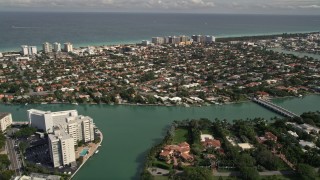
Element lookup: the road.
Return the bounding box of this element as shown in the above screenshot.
[213,170,295,177]
[148,167,295,177]
[6,138,21,176]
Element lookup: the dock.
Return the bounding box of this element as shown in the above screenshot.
[252,98,300,118]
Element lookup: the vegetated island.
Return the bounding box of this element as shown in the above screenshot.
[0,32,319,106]
[141,111,320,180]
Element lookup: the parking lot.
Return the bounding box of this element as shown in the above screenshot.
[24,138,51,167]
[22,135,77,175]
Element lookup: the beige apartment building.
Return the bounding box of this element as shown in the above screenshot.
[0,112,12,132]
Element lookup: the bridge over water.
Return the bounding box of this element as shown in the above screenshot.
[252,98,300,118]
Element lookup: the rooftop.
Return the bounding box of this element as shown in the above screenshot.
[0,112,10,119]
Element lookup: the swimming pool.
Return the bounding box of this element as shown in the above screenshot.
[80,148,89,157]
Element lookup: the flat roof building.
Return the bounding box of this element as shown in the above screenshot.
[28,109,94,145]
[0,112,12,132]
[48,126,76,168]
[43,42,52,53]
[64,42,73,52]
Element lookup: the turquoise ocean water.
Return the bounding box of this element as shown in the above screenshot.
[0,12,319,52]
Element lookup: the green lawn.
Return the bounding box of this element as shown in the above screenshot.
[152,159,172,170]
[153,176,169,180]
[173,128,189,144]
[201,129,212,134]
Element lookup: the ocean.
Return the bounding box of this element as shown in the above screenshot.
[0,12,319,52]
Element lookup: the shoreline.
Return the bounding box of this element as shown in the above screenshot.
[2,93,319,108]
[1,30,319,53]
[69,129,103,180]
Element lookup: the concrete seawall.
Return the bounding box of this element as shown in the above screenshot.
[70,130,104,179]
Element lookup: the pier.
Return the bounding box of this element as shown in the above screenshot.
[252,98,300,118]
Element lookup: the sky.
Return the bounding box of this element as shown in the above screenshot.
[0,0,320,15]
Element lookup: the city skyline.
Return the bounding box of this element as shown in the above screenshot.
[0,0,320,15]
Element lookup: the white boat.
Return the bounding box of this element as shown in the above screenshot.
[95,150,99,154]
[72,102,79,105]
[25,103,28,106]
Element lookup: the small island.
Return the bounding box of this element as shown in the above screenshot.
[142,111,320,180]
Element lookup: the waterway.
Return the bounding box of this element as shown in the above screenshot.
[0,95,319,179]
[269,47,320,60]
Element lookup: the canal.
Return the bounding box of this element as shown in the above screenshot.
[0,95,319,179]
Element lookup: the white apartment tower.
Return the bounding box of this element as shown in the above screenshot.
[64,42,73,52]
[21,45,29,56]
[0,113,13,132]
[48,127,76,168]
[53,42,61,52]
[43,42,52,53]
[28,46,37,55]
[28,109,95,145]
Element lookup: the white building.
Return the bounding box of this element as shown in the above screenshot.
[0,112,12,132]
[64,42,73,52]
[28,46,37,55]
[48,126,76,168]
[53,42,61,52]
[21,45,29,56]
[43,42,52,53]
[28,109,94,144]
[28,109,77,133]
[205,35,216,43]
[151,37,165,45]
[141,40,151,46]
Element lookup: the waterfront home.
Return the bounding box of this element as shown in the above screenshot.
[200,134,221,150]
[159,142,194,163]
[286,122,320,134]
[257,131,277,143]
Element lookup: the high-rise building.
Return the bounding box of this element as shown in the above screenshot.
[53,42,61,52]
[48,126,76,168]
[21,45,29,56]
[0,52,3,58]
[180,35,189,43]
[141,40,151,46]
[43,42,52,53]
[64,42,73,52]
[28,46,37,55]
[28,109,95,145]
[0,112,12,132]
[205,35,216,43]
[28,109,78,133]
[172,36,180,44]
[151,37,165,45]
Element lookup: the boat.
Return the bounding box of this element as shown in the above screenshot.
[25,103,28,106]
[98,144,102,147]
[72,102,78,105]
[95,150,99,154]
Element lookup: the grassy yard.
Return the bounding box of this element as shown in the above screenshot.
[152,159,173,170]
[153,176,169,180]
[173,128,189,144]
[201,129,212,134]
